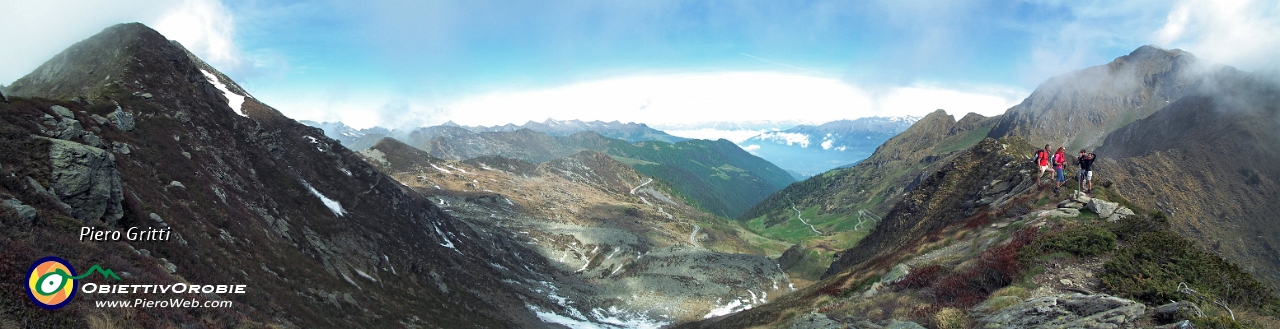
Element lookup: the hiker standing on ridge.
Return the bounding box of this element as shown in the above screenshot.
[1053,147,1067,194]
[1077,149,1096,193]
[1035,145,1051,187]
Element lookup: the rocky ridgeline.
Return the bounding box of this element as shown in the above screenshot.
[1038,191,1136,221]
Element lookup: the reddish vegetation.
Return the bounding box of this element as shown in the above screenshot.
[910,228,1037,309]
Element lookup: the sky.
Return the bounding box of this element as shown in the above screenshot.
[2,0,1279,135]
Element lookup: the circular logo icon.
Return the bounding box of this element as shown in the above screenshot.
[27,256,78,310]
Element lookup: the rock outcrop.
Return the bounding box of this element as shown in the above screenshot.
[1,198,38,222]
[978,294,1146,329]
[47,138,124,225]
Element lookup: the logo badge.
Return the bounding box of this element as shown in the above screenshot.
[27,256,78,310]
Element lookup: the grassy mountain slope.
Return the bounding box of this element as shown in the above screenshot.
[400,128,794,219]
[737,110,997,282]
[681,137,1280,328]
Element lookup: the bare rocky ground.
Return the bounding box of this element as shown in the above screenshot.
[362,144,794,325]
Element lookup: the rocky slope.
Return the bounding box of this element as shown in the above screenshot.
[987,45,1220,149]
[1093,73,1280,292]
[0,23,598,328]
[739,116,918,177]
[359,137,794,323]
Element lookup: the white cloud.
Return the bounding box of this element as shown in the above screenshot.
[0,0,250,84]
[665,129,772,144]
[1153,0,1280,71]
[153,0,245,73]
[757,132,813,148]
[440,72,1024,129]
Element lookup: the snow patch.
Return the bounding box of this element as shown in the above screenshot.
[430,163,451,174]
[301,180,345,217]
[432,223,459,253]
[199,69,247,117]
[355,269,377,282]
[339,168,352,176]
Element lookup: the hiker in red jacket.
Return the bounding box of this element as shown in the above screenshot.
[1053,147,1067,194]
[1035,144,1051,186]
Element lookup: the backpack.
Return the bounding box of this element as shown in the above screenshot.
[1032,150,1044,165]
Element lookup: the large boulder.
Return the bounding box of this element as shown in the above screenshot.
[1087,199,1120,218]
[48,138,124,225]
[979,293,1146,329]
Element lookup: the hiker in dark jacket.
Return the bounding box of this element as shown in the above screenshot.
[1077,149,1095,193]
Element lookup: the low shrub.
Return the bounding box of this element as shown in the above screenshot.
[1024,225,1116,257]
[922,228,1036,308]
[1102,231,1279,315]
[1106,211,1170,240]
[933,307,966,329]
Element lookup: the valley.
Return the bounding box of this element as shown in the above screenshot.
[1,19,1279,329]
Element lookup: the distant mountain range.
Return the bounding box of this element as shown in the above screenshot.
[445,118,689,143]
[739,116,918,178]
[302,118,687,151]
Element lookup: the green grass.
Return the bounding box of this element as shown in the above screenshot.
[936,125,994,154]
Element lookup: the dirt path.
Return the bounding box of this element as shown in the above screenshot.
[792,204,821,235]
[690,225,701,248]
[630,178,653,195]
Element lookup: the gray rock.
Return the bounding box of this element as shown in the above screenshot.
[971,295,1022,316]
[1153,320,1194,329]
[149,212,169,227]
[168,181,186,189]
[159,258,177,274]
[111,141,131,155]
[48,138,124,225]
[979,293,1146,329]
[1153,301,1201,324]
[885,320,926,329]
[1058,200,1086,209]
[90,114,108,125]
[2,198,38,222]
[1088,199,1120,218]
[26,176,73,214]
[107,107,135,131]
[789,313,842,329]
[883,264,910,285]
[82,132,103,148]
[51,105,73,118]
[1037,208,1080,218]
[181,151,191,159]
[41,114,57,126]
[134,92,153,99]
[1071,190,1093,203]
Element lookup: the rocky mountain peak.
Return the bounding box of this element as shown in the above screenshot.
[987,45,1220,150]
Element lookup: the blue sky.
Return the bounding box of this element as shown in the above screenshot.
[2,0,1278,134]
